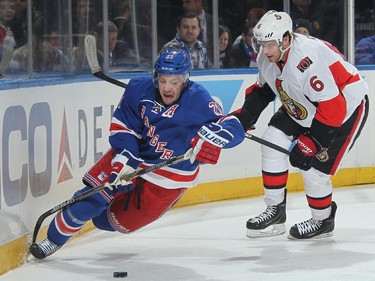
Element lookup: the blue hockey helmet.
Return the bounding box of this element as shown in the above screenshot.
[153,47,191,87]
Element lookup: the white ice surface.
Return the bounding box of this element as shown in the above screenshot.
[2,184,375,281]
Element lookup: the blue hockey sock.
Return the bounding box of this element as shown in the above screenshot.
[47,186,112,246]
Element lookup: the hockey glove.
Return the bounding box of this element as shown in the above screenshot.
[289,132,322,171]
[108,150,143,191]
[190,123,233,165]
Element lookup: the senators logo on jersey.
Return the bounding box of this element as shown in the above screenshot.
[297,56,313,73]
[276,79,308,120]
[316,148,329,162]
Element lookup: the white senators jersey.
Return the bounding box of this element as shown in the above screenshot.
[257,34,369,128]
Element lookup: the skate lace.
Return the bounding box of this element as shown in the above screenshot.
[296,218,322,234]
[252,206,277,223]
[38,239,60,255]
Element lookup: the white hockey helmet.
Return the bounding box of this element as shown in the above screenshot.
[253,10,293,45]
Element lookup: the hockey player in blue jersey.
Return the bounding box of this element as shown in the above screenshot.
[29,47,244,259]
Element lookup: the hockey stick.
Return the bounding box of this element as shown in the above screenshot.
[245,132,290,155]
[84,34,127,88]
[32,148,193,243]
[0,36,14,78]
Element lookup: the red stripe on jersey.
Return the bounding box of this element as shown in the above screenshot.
[245,83,261,96]
[306,195,332,209]
[110,122,131,132]
[55,211,80,235]
[315,95,346,126]
[329,61,361,92]
[262,170,288,189]
[330,100,365,174]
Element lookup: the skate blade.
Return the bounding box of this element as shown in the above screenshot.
[246,224,286,238]
[287,231,334,240]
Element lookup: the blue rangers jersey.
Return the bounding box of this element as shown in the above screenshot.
[109,77,244,189]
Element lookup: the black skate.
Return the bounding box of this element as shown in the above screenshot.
[29,238,60,259]
[288,201,337,240]
[246,191,287,238]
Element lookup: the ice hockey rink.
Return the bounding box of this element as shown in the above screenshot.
[2,184,375,281]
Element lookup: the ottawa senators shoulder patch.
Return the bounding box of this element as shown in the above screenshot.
[297,56,313,73]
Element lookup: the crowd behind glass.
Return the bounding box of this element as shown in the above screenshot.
[0,0,374,80]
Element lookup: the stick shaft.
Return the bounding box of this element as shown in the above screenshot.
[245,132,290,155]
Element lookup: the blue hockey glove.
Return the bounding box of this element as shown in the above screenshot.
[190,123,233,165]
[109,150,143,191]
[289,132,322,171]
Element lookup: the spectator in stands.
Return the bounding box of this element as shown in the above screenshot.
[355,35,375,65]
[228,19,257,68]
[162,12,212,70]
[72,0,97,47]
[182,0,227,64]
[0,0,16,74]
[182,0,214,62]
[293,18,312,36]
[73,20,119,72]
[232,7,265,45]
[290,0,342,51]
[246,7,266,23]
[8,0,43,49]
[0,0,15,25]
[0,0,15,45]
[42,28,68,72]
[111,0,152,67]
[218,25,232,69]
[12,33,59,72]
[95,21,118,67]
[111,0,133,50]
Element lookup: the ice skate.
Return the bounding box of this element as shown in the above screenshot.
[29,238,61,259]
[288,201,337,240]
[246,192,287,238]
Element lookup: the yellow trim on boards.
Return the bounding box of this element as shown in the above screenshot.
[1,167,374,275]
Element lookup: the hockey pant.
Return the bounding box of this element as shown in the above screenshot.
[261,97,368,220]
[47,149,187,246]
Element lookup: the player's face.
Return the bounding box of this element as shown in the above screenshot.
[158,75,186,105]
[259,40,281,63]
[177,18,200,44]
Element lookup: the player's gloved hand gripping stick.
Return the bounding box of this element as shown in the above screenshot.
[32,149,193,244]
[108,149,143,191]
[289,132,323,171]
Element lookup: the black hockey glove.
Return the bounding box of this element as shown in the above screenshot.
[289,132,322,171]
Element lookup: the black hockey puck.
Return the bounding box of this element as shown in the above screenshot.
[113,271,128,278]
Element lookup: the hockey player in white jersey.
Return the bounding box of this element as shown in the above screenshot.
[233,10,369,239]
[29,47,244,259]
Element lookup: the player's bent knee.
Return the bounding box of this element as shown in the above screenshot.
[261,126,291,159]
[92,211,116,231]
